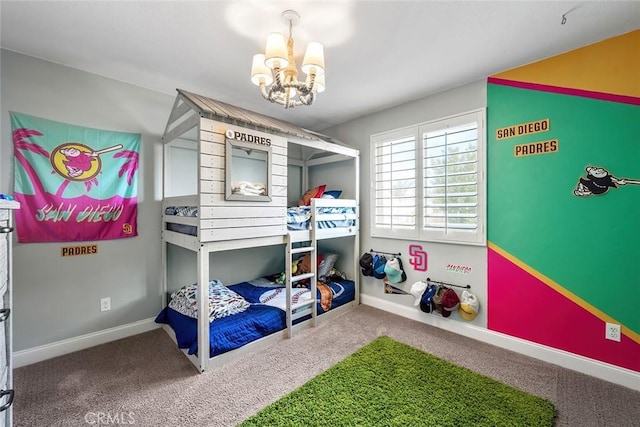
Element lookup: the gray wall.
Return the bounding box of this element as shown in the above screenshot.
[322,81,489,325]
[1,50,172,351]
[1,48,486,352]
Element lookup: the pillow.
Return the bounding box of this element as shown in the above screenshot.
[318,253,339,278]
[168,280,250,321]
[297,184,326,206]
[321,190,342,199]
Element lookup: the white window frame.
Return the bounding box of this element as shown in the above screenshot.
[370,109,486,246]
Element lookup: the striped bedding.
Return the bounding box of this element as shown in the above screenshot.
[165,205,356,235]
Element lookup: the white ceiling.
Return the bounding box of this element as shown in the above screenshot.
[1,1,638,131]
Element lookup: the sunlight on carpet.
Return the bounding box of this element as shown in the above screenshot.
[241,336,556,426]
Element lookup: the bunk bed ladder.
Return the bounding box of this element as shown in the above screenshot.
[285,233,318,339]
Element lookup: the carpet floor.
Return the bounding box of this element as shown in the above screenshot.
[14,305,640,426]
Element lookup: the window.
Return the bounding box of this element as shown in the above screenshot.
[225,139,272,202]
[371,127,418,239]
[371,110,485,245]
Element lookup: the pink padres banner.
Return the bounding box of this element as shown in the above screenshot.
[11,112,140,243]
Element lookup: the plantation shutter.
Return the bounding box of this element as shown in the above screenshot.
[421,113,481,243]
[371,127,417,238]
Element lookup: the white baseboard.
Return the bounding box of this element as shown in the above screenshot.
[13,318,160,368]
[361,294,640,392]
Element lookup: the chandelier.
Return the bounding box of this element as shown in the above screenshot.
[250,10,325,109]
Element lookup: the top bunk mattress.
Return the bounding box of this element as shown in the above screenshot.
[164,204,356,236]
[285,205,355,230]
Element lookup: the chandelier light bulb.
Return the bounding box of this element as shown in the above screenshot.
[302,42,325,76]
[264,33,288,69]
[251,54,274,86]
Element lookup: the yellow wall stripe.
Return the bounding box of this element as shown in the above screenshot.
[491,30,640,98]
[488,241,640,345]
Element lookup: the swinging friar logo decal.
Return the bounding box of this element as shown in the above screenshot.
[51,143,123,181]
[573,166,639,197]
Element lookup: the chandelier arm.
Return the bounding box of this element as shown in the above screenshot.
[267,67,287,104]
[264,93,287,106]
[270,66,284,92]
[299,92,315,106]
[259,85,274,102]
[262,83,300,107]
[285,81,310,96]
[268,96,302,108]
[268,90,283,104]
[306,72,317,94]
[280,80,310,96]
[284,87,291,109]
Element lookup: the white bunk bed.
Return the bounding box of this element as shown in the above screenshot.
[158,89,360,372]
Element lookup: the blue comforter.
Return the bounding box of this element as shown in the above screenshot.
[155,279,355,357]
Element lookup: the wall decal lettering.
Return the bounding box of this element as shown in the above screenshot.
[496,118,550,140]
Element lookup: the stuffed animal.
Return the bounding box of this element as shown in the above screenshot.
[275,258,301,285]
[327,267,347,281]
[297,252,324,274]
[293,253,325,287]
[297,253,312,275]
[278,254,330,287]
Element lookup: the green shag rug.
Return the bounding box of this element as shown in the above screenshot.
[241,336,556,427]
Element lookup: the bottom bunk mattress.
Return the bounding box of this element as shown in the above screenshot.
[155,277,355,358]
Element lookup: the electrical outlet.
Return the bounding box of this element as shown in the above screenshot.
[605,322,620,342]
[100,297,111,312]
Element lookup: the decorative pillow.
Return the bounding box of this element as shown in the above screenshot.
[318,253,339,278]
[165,206,198,217]
[297,184,326,206]
[168,280,250,321]
[321,190,342,199]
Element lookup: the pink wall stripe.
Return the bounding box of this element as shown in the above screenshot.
[488,247,640,373]
[487,77,640,106]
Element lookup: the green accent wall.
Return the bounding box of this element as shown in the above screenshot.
[488,83,640,333]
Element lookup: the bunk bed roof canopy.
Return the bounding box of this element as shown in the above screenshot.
[163,89,356,159]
